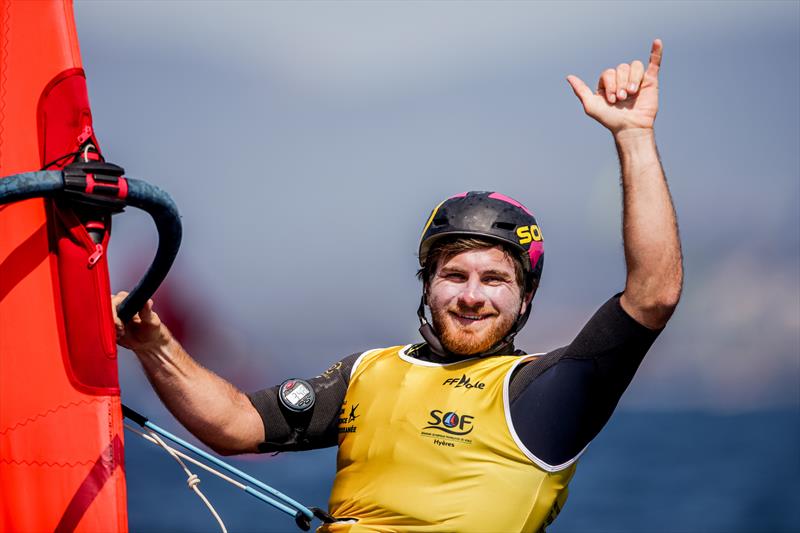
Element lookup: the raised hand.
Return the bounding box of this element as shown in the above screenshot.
[112,291,167,351]
[567,39,663,134]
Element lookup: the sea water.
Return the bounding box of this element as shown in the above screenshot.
[125,411,800,532]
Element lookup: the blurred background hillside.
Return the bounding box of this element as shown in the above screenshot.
[74,1,798,531]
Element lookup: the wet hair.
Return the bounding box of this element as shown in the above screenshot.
[416,236,525,290]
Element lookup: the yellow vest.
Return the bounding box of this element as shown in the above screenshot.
[321,345,578,533]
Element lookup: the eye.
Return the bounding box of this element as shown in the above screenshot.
[482,274,510,285]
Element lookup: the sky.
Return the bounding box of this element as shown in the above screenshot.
[72,1,799,413]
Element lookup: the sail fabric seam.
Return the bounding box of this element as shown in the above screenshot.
[0,458,97,467]
[0,398,106,435]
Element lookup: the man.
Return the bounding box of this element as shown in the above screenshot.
[114,39,682,531]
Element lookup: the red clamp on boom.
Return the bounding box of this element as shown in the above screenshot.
[84,172,128,198]
[63,160,128,212]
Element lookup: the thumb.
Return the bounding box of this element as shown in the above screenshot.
[138,299,162,327]
[644,38,663,83]
[138,299,154,321]
[566,75,594,110]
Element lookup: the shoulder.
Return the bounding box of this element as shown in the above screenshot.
[508,347,568,400]
[344,345,410,380]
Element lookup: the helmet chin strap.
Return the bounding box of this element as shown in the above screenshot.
[417,296,523,359]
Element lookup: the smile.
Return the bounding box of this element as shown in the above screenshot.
[450,312,493,324]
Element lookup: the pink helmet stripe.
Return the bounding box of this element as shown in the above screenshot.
[449,192,468,199]
[488,192,533,216]
[528,240,544,270]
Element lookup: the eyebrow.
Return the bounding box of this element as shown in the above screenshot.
[438,267,513,280]
[437,266,464,275]
[480,269,514,280]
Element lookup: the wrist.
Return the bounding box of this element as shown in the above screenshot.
[133,324,174,357]
[614,127,654,144]
[614,128,657,160]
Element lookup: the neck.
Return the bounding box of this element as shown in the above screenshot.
[410,339,518,363]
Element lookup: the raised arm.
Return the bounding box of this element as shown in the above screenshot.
[567,39,683,329]
[112,292,263,455]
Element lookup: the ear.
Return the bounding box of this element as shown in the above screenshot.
[519,288,534,315]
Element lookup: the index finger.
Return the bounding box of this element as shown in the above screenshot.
[646,38,663,78]
[110,293,124,325]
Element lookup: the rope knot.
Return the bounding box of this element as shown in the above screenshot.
[187,473,201,489]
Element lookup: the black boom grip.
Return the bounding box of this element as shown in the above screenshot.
[116,178,182,322]
[0,171,63,202]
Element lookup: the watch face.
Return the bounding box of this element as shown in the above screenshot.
[285,383,310,404]
[278,379,315,413]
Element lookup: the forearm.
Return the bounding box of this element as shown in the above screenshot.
[615,128,683,328]
[133,329,263,455]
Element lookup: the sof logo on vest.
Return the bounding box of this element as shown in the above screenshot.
[420,409,475,448]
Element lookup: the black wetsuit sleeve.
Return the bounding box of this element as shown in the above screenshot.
[246,353,359,453]
[509,294,662,466]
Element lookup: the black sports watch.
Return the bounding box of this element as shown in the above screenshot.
[278,379,315,413]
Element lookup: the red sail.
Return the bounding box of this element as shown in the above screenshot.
[0,1,128,531]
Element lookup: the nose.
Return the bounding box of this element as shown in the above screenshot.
[458,276,485,309]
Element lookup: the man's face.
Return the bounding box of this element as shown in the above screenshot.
[427,246,525,355]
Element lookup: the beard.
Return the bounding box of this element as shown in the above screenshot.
[430,303,519,356]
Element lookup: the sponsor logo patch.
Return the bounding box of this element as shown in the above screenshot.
[319,361,342,379]
[420,409,475,447]
[442,374,485,390]
[516,224,543,244]
[338,402,360,434]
